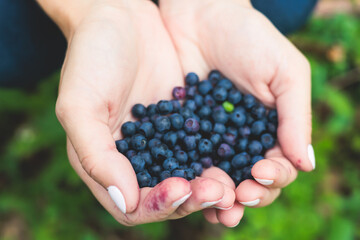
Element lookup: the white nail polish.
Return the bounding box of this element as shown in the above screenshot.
[201,198,223,208]
[255,178,274,186]
[239,198,260,207]
[108,186,126,214]
[214,204,234,210]
[172,192,192,207]
[308,144,316,169]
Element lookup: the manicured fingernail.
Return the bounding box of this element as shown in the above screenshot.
[108,186,126,214]
[214,204,234,210]
[201,198,223,208]
[239,199,260,207]
[172,192,192,207]
[228,220,241,228]
[255,178,274,186]
[308,144,316,170]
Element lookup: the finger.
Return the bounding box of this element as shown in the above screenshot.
[216,202,244,228]
[169,177,225,219]
[235,180,281,208]
[61,115,140,215]
[201,166,236,190]
[251,146,298,188]
[203,208,219,224]
[270,48,315,172]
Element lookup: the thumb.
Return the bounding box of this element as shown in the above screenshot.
[270,50,315,172]
[56,100,140,214]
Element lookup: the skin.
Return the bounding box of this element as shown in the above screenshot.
[37,0,314,227]
[159,0,313,226]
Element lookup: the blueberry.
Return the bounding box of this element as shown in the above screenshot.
[172,86,186,100]
[184,118,200,134]
[194,94,204,107]
[188,150,200,162]
[172,169,186,178]
[185,168,196,180]
[115,139,128,154]
[231,170,243,186]
[218,161,231,174]
[217,78,233,90]
[141,117,150,123]
[248,140,263,155]
[175,150,188,164]
[126,150,137,159]
[228,89,242,104]
[151,144,168,160]
[204,95,216,107]
[217,143,234,158]
[232,153,250,169]
[169,113,184,130]
[242,166,253,180]
[267,122,277,134]
[212,108,228,124]
[246,114,255,125]
[163,158,179,171]
[165,150,174,158]
[186,86,197,98]
[134,121,141,130]
[180,107,193,119]
[200,156,213,168]
[139,122,155,138]
[213,123,226,134]
[131,155,146,173]
[236,138,248,152]
[160,170,171,181]
[227,127,238,138]
[137,171,152,188]
[185,72,200,86]
[150,177,159,187]
[261,133,275,149]
[200,120,212,133]
[239,126,251,138]
[149,165,162,176]
[132,104,147,118]
[154,132,164,139]
[222,133,236,146]
[251,155,264,165]
[198,80,213,95]
[230,110,246,127]
[210,133,222,146]
[124,137,131,145]
[140,151,152,166]
[243,94,256,109]
[147,104,158,117]
[177,130,187,140]
[154,116,171,133]
[157,100,173,115]
[212,86,228,102]
[251,103,266,119]
[198,139,213,155]
[121,121,136,137]
[150,114,160,124]
[163,131,178,147]
[184,100,197,112]
[251,120,266,136]
[148,138,161,148]
[190,162,203,176]
[268,109,278,123]
[208,70,222,84]
[171,100,182,113]
[131,134,147,151]
[198,106,212,119]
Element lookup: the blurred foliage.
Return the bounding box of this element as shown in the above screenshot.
[1,13,360,240]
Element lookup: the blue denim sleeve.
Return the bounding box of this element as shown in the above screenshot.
[0,0,316,88]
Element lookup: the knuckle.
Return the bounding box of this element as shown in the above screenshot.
[80,155,99,179]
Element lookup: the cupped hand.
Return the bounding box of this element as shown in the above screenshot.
[55,0,235,226]
[159,0,315,227]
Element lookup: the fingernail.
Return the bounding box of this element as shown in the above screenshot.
[108,186,126,214]
[228,220,241,228]
[201,198,223,208]
[239,198,260,207]
[308,144,316,170]
[255,178,274,186]
[214,204,234,210]
[172,191,192,207]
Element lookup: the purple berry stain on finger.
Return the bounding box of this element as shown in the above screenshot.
[115,70,278,188]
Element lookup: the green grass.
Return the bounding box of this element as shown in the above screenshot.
[1,13,360,240]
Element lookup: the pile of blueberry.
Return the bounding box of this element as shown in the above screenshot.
[115,71,278,188]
